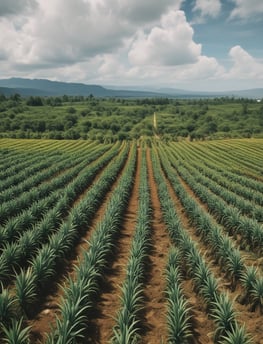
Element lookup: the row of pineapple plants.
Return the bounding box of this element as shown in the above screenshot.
[165,248,193,344]
[44,143,137,343]
[0,142,122,285]
[151,146,252,344]
[0,140,62,175]
[0,137,90,183]
[0,151,64,193]
[170,142,263,194]
[193,140,262,175]
[172,144,263,207]
[0,140,98,186]
[0,140,107,212]
[206,141,262,172]
[0,141,100,204]
[0,142,115,243]
[167,144,262,221]
[167,149,263,255]
[112,147,151,343]
[158,144,263,315]
[0,142,130,337]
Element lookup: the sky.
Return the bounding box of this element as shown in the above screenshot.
[0,0,263,91]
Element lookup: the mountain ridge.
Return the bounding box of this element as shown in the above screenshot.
[0,77,262,99]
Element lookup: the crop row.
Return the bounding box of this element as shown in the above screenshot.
[158,144,263,313]
[0,142,130,340]
[151,146,252,343]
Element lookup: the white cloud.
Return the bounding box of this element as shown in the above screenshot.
[230,0,263,19]
[226,45,263,79]
[0,0,262,91]
[0,0,185,69]
[193,0,221,18]
[129,10,201,66]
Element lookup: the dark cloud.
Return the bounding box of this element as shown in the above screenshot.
[116,0,183,23]
[0,0,38,17]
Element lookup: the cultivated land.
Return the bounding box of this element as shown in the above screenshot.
[0,138,262,343]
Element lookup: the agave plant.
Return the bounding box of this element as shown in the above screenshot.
[212,293,237,342]
[165,249,193,344]
[192,260,211,295]
[166,296,193,344]
[31,246,56,287]
[54,295,91,343]
[200,274,219,311]
[2,318,31,344]
[218,323,252,344]
[224,250,244,291]
[240,266,257,303]
[249,276,263,314]
[0,242,20,276]
[15,268,37,317]
[0,285,16,325]
[112,322,140,344]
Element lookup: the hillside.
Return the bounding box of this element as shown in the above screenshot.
[0,78,165,98]
[0,77,262,98]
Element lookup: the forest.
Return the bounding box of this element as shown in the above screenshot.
[0,93,262,141]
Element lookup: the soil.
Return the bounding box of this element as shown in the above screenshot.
[139,148,172,343]
[5,144,262,344]
[27,148,129,343]
[83,147,142,343]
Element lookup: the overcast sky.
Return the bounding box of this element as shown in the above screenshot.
[0,0,263,91]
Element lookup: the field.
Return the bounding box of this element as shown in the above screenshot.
[0,138,262,343]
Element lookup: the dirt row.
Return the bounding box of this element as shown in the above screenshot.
[16,145,263,343]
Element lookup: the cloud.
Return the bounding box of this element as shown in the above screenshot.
[129,10,201,66]
[0,0,133,68]
[0,0,38,17]
[230,0,263,19]
[227,45,263,78]
[0,0,184,69]
[193,0,222,18]
[0,0,262,91]
[111,0,183,24]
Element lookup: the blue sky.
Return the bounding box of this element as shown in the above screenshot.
[0,0,263,91]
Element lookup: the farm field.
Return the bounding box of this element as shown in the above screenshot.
[0,138,262,343]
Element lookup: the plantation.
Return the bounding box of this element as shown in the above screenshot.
[0,137,262,343]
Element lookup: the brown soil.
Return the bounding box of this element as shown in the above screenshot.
[84,147,142,343]
[28,148,128,343]
[6,144,262,344]
[140,148,172,344]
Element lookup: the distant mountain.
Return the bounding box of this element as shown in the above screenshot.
[0,78,262,99]
[0,78,163,98]
[157,87,263,99]
[229,88,263,99]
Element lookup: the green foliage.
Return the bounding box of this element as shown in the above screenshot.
[2,318,31,344]
[0,95,262,140]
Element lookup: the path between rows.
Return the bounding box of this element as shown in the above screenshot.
[140,148,171,343]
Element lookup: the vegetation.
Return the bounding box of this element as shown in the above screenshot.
[0,94,262,140]
[0,138,262,343]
